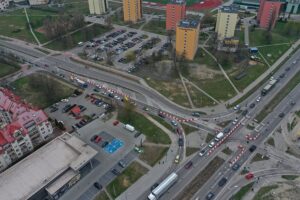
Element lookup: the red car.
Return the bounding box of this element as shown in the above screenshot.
[245,173,254,180]
[94,136,102,143]
[184,161,193,169]
[113,120,119,126]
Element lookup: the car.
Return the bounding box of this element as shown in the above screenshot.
[101,141,109,148]
[143,107,149,111]
[191,112,201,117]
[292,60,297,64]
[206,192,215,200]
[199,149,206,157]
[208,141,215,148]
[249,145,257,152]
[178,138,184,147]
[234,105,240,110]
[174,155,180,163]
[279,112,285,118]
[113,120,119,126]
[90,135,98,142]
[134,146,143,153]
[151,183,159,191]
[224,128,231,133]
[111,169,120,175]
[62,104,72,113]
[50,107,58,113]
[290,101,296,106]
[245,172,254,180]
[232,163,240,171]
[118,160,126,168]
[232,118,238,125]
[134,131,142,138]
[176,128,182,135]
[242,109,248,116]
[218,177,227,187]
[171,120,178,126]
[184,161,193,169]
[94,182,103,190]
[285,67,291,71]
[256,96,261,102]
[279,73,285,78]
[95,136,102,143]
[249,103,255,108]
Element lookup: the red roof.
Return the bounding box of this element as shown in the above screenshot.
[71,106,81,115]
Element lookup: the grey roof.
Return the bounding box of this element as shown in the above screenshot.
[178,19,199,28]
[169,0,186,5]
[220,6,239,13]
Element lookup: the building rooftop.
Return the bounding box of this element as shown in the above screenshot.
[220,6,239,13]
[178,19,200,28]
[0,133,97,200]
[169,0,186,5]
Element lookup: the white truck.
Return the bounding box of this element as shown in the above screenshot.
[214,132,224,141]
[124,124,135,132]
[148,173,178,200]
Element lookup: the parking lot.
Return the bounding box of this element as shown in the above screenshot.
[71,27,169,72]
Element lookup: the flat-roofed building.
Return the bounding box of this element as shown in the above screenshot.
[215,6,239,40]
[0,133,97,200]
[123,0,142,23]
[257,0,283,30]
[166,0,186,31]
[88,0,108,15]
[175,19,200,60]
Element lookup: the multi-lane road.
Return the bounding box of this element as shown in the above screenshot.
[1,36,300,200]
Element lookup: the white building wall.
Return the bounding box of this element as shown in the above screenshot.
[37,121,53,141]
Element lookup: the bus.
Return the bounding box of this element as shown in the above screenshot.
[148,173,178,200]
[261,79,277,96]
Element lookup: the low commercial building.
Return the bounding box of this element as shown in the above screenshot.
[215,6,239,40]
[257,0,283,30]
[88,0,109,15]
[166,0,186,31]
[0,88,53,172]
[175,19,200,60]
[123,0,142,23]
[0,133,97,200]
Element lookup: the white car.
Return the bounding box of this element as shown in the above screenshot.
[292,60,297,64]
[208,141,215,148]
[61,98,69,103]
[232,118,238,125]
[234,105,240,110]
[256,96,261,102]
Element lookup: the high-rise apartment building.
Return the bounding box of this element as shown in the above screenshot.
[257,0,282,29]
[123,0,142,23]
[175,19,200,60]
[215,6,238,40]
[0,88,53,172]
[166,0,186,31]
[88,0,108,15]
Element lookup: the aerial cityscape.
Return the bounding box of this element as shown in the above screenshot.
[0,0,300,199]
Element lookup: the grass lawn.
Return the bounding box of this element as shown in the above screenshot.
[181,123,198,135]
[249,28,291,46]
[11,73,74,108]
[281,175,298,180]
[252,185,278,200]
[222,147,233,155]
[230,182,254,200]
[61,0,89,15]
[235,30,244,44]
[206,133,214,143]
[186,147,199,157]
[117,107,171,144]
[151,115,174,132]
[186,83,216,107]
[45,24,113,51]
[250,153,269,163]
[0,61,20,78]
[266,137,275,147]
[255,70,300,122]
[107,161,148,198]
[258,44,291,65]
[142,19,166,35]
[94,192,110,200]
[139,145,169,166]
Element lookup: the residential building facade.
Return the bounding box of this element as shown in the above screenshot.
[166,0,186,31]
[88,0,108,15]
[215,6,238,40]
[0,88,53,172]
[123,0,142,23]
[175,19,200,60]
[285,0,300,13]
[257,0,282,29]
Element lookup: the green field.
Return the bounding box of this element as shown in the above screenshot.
[142,19,166,35]
[117,107,171,144]
[258,44,291,65]
[230,182,254,200]
[107,161,148,198]
[139,145,169,166]
[249,28,291,46]
[0,61,20,78]
[12,73,74,108]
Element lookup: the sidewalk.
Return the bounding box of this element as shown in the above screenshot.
[116,115,179,200]
[228,39,300,104]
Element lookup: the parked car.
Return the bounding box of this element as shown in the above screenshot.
[118,160,126,168]
[113,120,119,126]
[90,135,98,142]
[134,131,142,138]
[94,136,102,143]
[101,141,109,148]
[94,182,103,190]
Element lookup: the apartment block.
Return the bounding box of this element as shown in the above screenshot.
[166,0,186,31]
[0,88,53,172]
[88,0,108,15]
[215,6,238,40]
[175,19,200,60]
[257,0,282,29]
[123,0,142,23]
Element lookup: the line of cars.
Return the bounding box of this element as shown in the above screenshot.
[90,134,109,148]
